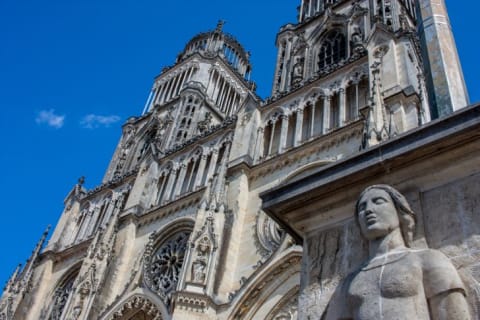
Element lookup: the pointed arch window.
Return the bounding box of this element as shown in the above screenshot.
[317,31,346,70]
[47,272,78,320]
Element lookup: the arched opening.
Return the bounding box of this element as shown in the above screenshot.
[318,31,346,70]
[330,92,340,129]
[45,269,80,320]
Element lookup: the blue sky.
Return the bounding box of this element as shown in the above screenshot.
[0,0,478,287]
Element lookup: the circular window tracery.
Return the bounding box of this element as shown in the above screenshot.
[144,231,191,304]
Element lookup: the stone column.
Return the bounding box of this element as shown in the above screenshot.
[205,150,219,184]
[194,155,208,189]
[173,164,188,198]
[186,65,195,82]
[279,114,289,153]
[339,88,346,126]
[217,78,227,105]
[86,206,101,236]
[354,82,359,120]
[206,69,215,96]
[77,209,93,242]
[295,108,304,146]
[161,77,174,104]
[310,103,316,137]
[101,200,115,227]
[163,167,178,203]
[267,120,277,156]
[323,96,331,134]
[255,127,265,161]
[156,174,168,205]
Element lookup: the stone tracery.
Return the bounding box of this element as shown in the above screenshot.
[144,231,191,305]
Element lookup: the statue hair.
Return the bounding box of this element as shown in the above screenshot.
[356,184,416,247]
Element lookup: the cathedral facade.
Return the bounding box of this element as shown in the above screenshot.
[1,0,471,319]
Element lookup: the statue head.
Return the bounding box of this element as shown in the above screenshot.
[355,185,416,246]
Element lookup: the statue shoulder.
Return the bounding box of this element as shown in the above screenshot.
[414,248,466,298]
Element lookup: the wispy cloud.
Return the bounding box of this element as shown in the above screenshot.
[80,114,121,129]
[35,109,65,129]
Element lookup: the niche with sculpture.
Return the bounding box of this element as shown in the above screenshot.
[190,236,211,285]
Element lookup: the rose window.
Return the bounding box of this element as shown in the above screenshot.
[146,231,191,302]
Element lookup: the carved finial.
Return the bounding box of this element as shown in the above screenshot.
[216,20,226,31]
[78,176,85,186]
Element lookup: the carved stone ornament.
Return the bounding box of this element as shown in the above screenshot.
[323,185,471,320]
[47,275,76,320]
[144,231,191,304]
[269,294,298,320]
[191,236,211,284]
[255,211,285,258]
[109,296,163,320]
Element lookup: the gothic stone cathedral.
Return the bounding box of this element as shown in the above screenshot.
[1,0,475,319]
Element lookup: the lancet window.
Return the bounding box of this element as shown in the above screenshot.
[46,272,78,320]
[207,69,242,115]
[345,77,369,122]
[330,92,340,129]
[317,31,346,70]
[149,66,198,108]
[175,95,201,143]
[155,145,225,206]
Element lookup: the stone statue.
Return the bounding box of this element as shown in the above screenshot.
[324,185,471,320]
[351,27,364,54]
[291,57,304,85]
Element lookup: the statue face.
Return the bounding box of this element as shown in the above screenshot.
[357,189,400,240]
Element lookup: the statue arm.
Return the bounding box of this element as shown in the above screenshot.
[421,249,471,319]
[429,289,471,320]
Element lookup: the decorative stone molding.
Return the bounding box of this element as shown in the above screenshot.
[173,292,213,313]
[108,296,163,320]
[254,211,285,259]
[266,286,299,320]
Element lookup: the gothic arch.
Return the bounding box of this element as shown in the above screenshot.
[158,160,176,175]
[218,129,235,146]
[229,248,302,320]
[265,285,299,320]
[98,289,168,320]
[42,264,81,320]
[315,29,347,70]
[280,159,335,186]
[186,145,205,161]
[303,87,327,104]
[263,107,287,124]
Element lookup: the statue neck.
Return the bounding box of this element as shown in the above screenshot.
[368,228,406,259]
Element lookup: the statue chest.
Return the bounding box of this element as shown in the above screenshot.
[346,252,429,319]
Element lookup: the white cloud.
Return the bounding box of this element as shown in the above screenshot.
[80,114,121,129]
[35,109,65,129]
